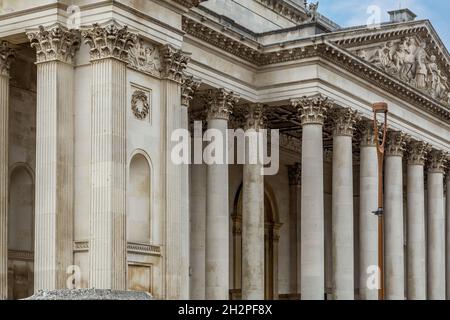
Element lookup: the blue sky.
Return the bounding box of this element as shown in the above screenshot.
[316,0,450,49]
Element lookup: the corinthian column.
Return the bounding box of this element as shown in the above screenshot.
[427,150,448,300]
[27,25,80,291]
[159,48,193,299]
[182,75,203,300]
[0,41,14,300]
[242,104,266,300]
[82,22,136,290]
[292,94,332,300]
[287,163,301,295]
[358,120,379,300]
[384,131,408,300]
[406,141,430,300]
[330,107,359,300]
[205,89,240,300]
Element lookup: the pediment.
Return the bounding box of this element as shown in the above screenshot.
[329,21,450,107]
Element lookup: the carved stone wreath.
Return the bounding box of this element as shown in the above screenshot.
[131,90,150,120]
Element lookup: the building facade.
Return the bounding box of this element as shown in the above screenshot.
[0,0,449,300]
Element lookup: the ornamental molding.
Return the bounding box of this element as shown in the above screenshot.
[181,73,202,107]
[8,250,34,261]
[358,119,376,147]
[182,16,450,122]
[128,38,160,77]
[172,0,206,8]
[131,90,150,120]
[243,103,267,130]
[349,37,450,106]
[73,240,161,256]
[204,88,240,121]
[159,44,191,82]
[287,163,302,185]
[427,150,448,174]
[27,24,81,64]
[330,107,360,137]
[291,94,333,125]
[407,141,431,166]
[386,131,409,157]
[82,22,137,62]
[0,41,15,76]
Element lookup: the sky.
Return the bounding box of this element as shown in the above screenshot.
[315,0,450,49]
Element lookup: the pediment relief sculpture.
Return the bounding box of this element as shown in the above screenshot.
[354,37,450,105]
[128,38,161,77]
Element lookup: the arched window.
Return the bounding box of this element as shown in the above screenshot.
[127,153,151,243]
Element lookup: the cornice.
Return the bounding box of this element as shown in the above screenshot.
[183,17,450,122]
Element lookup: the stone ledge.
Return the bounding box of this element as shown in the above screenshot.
[25,289,153,300]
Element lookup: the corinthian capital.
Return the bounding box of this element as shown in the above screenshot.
[82,22,137,62]
[181,74,201,107]
[427,150,448,173]
[160,44,191,83]
[407,141,431,166]
[0,41,15,76]
[27,24,81,64]
[330,107,360,137]
[358,119,376,147]
[291,94,333,126]
[386,131,409,157]
[287,163,302,186]
[243,104,267,130]
[205,89,240,121]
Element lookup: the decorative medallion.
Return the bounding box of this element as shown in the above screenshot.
[131,90,150,120]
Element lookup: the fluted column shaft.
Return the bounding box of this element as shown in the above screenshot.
[162,71,198,299]
[406,142,429,300]
[89,58,127,290]
[27,26,80,291]
[292,95,332,300]
[331,108,358,300]
[205,89,239,300]
[427,150,447,300]
[358,121,378,300]
[242,104,265,300]
[384,132,407,300]
[82,23,136,290]
[0,41,14,300]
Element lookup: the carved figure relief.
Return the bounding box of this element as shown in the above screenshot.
[356,37,450,104]
[128,38,160,77]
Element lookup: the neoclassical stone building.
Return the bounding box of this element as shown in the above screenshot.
[0,0,449,300]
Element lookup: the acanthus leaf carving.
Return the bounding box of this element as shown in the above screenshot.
[330,107,360,137]
[0,41,15,76]
[27,24,81,64]
[204,88,240,121]
[82,22,137,62]
[427,149,448,173]
[159,44,191,83]
[291,94,333,125]
[386,131,410,157]
[407,141,431,166]
[181,74,202,107]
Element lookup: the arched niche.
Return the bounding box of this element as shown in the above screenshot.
[8,163,35,300]
[127,151,152,243]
